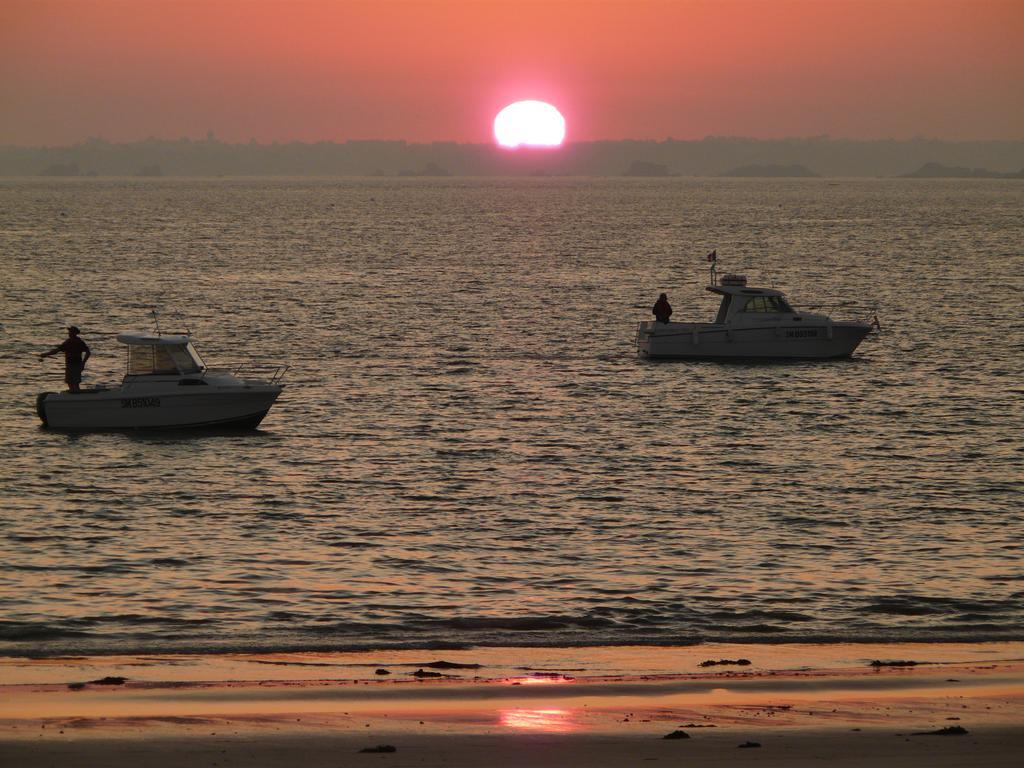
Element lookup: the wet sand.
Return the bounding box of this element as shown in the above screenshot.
[2,642,1022,766]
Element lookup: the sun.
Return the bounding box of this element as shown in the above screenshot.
[493,100,566,148]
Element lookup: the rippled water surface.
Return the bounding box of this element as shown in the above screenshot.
[1,177,1021,656]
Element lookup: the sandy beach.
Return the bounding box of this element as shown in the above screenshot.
[2,642,1021,766]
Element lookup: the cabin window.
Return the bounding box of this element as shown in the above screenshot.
[127,345,179,375]
[742,296,790,313]
[128,345,155,375]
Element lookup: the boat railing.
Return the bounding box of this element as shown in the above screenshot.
[217,362,290,383]
[799,301,881,328]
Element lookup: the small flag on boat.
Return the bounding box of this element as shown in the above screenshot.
[707,250,717,262]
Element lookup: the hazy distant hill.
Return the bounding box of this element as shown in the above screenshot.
[38,162,81,176]
[2,136,1024,178]
[623,160,672,176]
[397,161,450,177]
[722,163,818,177]
[900,161,1024,179]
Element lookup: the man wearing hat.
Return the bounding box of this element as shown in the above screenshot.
[40,326,91,393]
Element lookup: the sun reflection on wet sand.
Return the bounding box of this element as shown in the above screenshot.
[505,675,575,686]
[499,708,579,732]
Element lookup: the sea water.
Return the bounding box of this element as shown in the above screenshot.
[0,177,1021,656]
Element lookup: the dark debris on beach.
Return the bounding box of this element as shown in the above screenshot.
[67,676,127,690]
[411,669,445,678]
[913,726,969,736]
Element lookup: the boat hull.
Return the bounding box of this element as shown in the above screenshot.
[37,387,282,430]
[636,321,871,360]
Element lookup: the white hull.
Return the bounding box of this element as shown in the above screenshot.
[637,320,871,359]
[38,386,282,430]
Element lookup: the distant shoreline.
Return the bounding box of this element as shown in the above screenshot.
[4,136,1023,178]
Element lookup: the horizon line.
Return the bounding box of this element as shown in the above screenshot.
[5,135,1024,150]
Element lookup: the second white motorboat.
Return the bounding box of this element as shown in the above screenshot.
[37,332,286,430]
[636,273,875,360]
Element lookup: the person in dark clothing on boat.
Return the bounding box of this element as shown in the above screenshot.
[40,326,91,393]
[652,293,673,324]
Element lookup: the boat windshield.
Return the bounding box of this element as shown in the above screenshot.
[184,342,206,371]
[715,295,732,323]
[127,343,203,375]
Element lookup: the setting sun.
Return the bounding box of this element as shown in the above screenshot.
[493,100,566,148]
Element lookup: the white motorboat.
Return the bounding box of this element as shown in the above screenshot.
[636,274,874,360]
[37,332,286,430]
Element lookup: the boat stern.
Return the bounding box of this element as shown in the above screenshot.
[635,321,657,357]
[36,392,55,426]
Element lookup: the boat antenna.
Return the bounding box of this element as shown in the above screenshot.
[707,249,718,285]
[151,307,162,336]
[171,309,192,337]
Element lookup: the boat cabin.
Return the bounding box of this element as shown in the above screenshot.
[707,274,795,324]
[116,333,207,377]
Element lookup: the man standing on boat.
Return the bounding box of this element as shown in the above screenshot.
[652,293,673,324]
[39,326,91,393]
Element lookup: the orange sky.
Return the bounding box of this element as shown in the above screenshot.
[1,0,1021,145]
